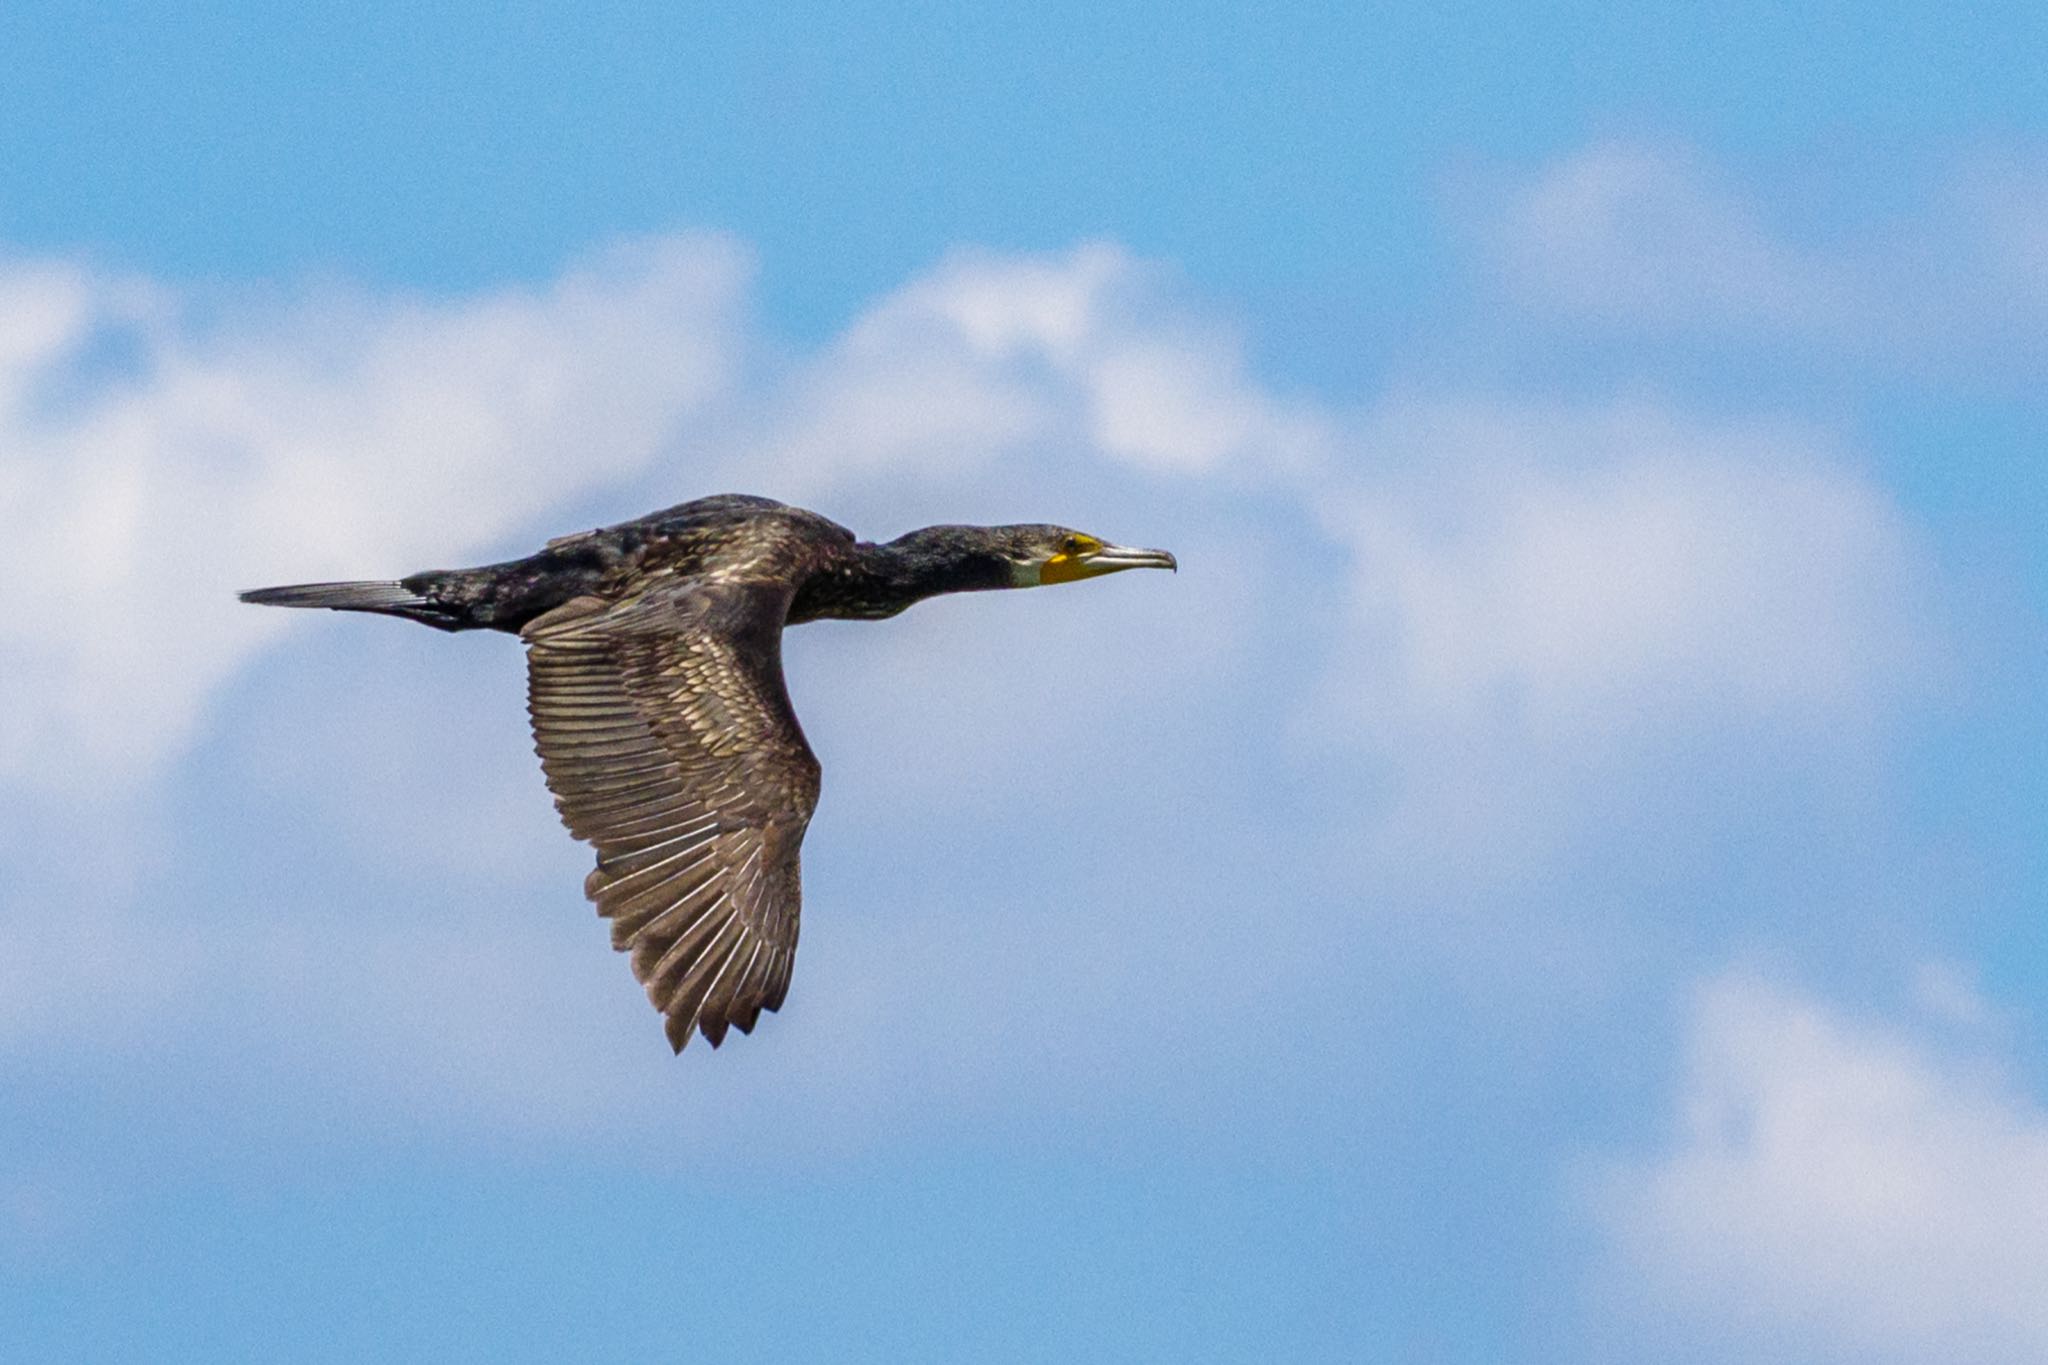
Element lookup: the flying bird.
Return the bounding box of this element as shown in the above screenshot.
[242,494,1176,1053]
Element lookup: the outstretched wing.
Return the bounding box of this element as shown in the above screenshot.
[523,578,819,1052]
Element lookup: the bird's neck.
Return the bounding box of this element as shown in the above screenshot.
[789,531,1014,622]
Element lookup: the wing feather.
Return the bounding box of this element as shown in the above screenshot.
[524,579,819,1052]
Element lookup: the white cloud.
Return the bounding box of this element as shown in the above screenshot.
[1485,143,1863,336]
[1475,140,2048,377]
[723,242,1332,500]
[1313,396,1940,873]
[2,235,751,791]
[1592,969,2048,1364]
[1330,399,1932,739]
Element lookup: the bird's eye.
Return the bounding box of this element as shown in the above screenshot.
[1061,534,1094,557]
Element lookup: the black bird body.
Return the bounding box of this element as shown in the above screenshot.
[255,495,1071,633]
[242,493,1175,1053]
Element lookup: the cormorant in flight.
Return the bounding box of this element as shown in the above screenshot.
[242,495,1176,1053]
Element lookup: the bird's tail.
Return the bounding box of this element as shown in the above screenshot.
[239,580,469,631]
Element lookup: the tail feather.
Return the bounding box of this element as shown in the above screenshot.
[240,580,419,611]
[239,580,466,630]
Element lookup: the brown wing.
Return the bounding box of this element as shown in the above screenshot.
[523,578,820,1052]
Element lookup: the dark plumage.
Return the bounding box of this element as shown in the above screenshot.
[242,494,1175,1053]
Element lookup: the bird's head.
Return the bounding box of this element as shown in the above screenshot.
[874,523,1176,601]
[987,524,1178,587]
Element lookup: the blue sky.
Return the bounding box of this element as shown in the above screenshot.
[4,5,2046,1362]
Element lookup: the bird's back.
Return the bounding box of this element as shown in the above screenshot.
[547,494,855,583]
[402,495,858,633]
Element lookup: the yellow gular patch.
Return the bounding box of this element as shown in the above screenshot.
[1039,534,1103,584]
[1039,553,1089,584]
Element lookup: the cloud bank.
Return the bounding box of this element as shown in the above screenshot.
[1474,140,2048,381]
[3,230,1937,812]
[0,145,1972,1178]
[1594,969,2048,1365]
